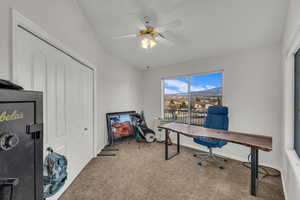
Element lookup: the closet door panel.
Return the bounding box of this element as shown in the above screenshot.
[15,28,49,146]
[42,47,67,157]
[32,52,47,92]
[65,58,83,178]
[14,26,94,198]
[32,50,48,148]
[46,55,56,147]
[65,58,93,179]
[55,63,66,138]
[14,28,33,89]
[82,67,94,164]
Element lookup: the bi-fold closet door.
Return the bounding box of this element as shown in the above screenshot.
[13,25,94,189]
[65,57,93,177]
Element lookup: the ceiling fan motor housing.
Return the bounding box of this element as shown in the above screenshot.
[139,27,157,38]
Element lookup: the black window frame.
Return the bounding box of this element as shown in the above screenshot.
[294,49,300,157]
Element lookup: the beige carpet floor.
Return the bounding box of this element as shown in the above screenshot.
[59,141,284,200]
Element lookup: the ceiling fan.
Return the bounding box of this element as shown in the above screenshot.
[113,0,184,49]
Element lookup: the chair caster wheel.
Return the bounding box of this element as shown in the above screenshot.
[219,166,224,169]
[198,162,202,166]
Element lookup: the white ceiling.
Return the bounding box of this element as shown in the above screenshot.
[77,0,288,69]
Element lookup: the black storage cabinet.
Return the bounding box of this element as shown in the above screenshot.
[0,89,43,200]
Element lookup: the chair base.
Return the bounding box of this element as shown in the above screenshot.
[193,148,226,169]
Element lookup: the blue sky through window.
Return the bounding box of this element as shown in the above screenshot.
[164,72,223,94]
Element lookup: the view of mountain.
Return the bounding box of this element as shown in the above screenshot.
[190,87,222,96]
[165,87,222,96]
[163,74,223,124]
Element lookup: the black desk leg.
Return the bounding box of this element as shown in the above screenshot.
[251,147,259,196]
[256,148,259,178]
[165,129,169,160]
[177,132,180,154]
[165,129,180,160]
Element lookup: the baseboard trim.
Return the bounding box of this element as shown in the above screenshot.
[281,173,288,200]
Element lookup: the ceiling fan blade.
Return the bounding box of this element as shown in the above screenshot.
[156,33,175,46]
[156,19,183,33]
[158,31,188,46]
[112,34,138,39]
[127,13,147,29]
[128,13,152,29]
[130,0,158,27]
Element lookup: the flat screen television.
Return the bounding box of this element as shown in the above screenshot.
[106,111,136,145]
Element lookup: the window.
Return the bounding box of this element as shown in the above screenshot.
[163,72,223,126]
[295,49,300,157]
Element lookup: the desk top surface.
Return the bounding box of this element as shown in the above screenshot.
[158,122,272,152]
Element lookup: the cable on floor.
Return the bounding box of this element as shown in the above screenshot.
[241,153,280,179]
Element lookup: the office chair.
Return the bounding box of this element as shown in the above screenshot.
[193,106,229,169]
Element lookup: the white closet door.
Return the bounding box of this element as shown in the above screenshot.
[15,28,69,155]
[82,66,94,163]
[14,26,94,193]
[45,47,68,155]
[65,58,93,178]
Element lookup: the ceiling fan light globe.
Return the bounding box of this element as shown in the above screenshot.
[149,39,157,48]
[141,37,148,48]
[141,38,149,49]
[141,43,149,49]
[141,37,156,49]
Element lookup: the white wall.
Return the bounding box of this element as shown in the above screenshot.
[102,53,143,113]
[0,0,143,198]
[100,52,143,148]
[143,45,282,169]
[281,0,300,199]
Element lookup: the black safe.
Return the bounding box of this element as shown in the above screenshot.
[0,89,43,200]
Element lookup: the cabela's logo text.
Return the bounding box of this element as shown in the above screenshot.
[0,111,24,122]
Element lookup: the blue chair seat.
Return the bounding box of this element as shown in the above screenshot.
[193,138,227,148]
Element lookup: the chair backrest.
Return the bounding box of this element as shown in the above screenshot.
[204,106,229,131]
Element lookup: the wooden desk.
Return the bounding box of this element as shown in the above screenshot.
[158,122,272,196]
